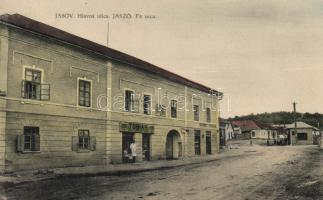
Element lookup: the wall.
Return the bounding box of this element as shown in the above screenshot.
[2,25,109,172]
[290,128,314,145]
[5,112,107,172]
[107,59,220,163]
[0,24,9,172]
[1,23,221,171]
[251,129,276,140]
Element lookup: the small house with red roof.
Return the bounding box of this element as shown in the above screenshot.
[231,120,277,142]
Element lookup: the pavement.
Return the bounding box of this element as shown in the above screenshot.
[1,144,321,200]
[0,141,256,185]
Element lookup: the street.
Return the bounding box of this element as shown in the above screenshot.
[0,145,322,200]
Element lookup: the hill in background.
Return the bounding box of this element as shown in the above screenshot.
[228,112,323,130]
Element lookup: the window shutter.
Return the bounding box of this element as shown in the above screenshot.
[72,136,79,151]
[17,135,25,152]
[90,136,96,151]
[41,84,50,101]
[34,134,40,151]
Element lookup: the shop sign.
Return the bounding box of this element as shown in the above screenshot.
[119,122,154,133]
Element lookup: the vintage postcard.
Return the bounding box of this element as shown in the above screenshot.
[0,1,322,199]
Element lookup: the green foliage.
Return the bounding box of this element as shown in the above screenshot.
[228,112,323,130]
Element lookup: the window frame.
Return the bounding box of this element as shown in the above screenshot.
[78,129,90,150]
[77,77,92,108]
[297,132,308,140]
[22,66,50,101]
[23,126,40,152]
[171,99,177,118]
[23,66,44,83]
[124,88,135,112]
[143,93,152,115]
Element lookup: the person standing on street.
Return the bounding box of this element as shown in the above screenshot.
[130,140,137,163]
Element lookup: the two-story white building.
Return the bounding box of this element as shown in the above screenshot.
[0,14,223,172]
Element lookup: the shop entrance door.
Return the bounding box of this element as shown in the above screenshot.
[166,130,181,159]
[142,134,151,161]
[206,132,212,154]
[122,132,134,163]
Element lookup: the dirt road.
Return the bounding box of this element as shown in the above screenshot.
[0,145,322,200]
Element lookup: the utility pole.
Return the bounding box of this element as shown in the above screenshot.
[107,22,110,47]
[292,102,297,146]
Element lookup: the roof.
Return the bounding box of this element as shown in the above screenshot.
[285,121,319,131]
[231,120,262,131]
[0,13,222,96]
[256,123,276,130]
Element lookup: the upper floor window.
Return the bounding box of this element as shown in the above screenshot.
[78,79,91,107]
[206,107,211,122]
[143,95,151,115]
[22,68,50,100]
[171,100,177,118]
[193,105,199,121]
[125,90,134,112]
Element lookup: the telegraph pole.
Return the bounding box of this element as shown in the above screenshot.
[292,102,297,146]
[107,22,110,47]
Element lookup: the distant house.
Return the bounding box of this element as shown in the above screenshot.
[219,120,234,147]
[231,120,260,139]
[285,122,320,145]
[231,120,277,143]
[256,123,278,140]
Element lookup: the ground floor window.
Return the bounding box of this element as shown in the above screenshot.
[72,130,96,152]
[17,126,40,152]
[194,130,201,155]
[297,133,308,140]
[24,127,40,151]
[78,130,90,149]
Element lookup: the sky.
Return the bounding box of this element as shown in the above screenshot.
[1,0,323,118]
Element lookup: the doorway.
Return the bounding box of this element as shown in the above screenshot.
[206,132,212,154]
[142,134,151,161]
[122,132,134,163]
[166,130,181,160]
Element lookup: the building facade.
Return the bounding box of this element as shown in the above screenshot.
[0,14,222,172]
[231,120,277,144]
[231,120,259,139]
[285,122,320,145]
